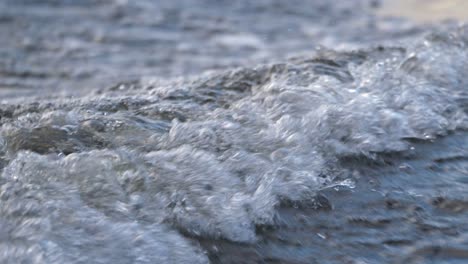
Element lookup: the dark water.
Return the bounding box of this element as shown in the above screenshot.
[0,1,467,263]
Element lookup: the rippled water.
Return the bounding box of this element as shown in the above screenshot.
[1,1,468,263]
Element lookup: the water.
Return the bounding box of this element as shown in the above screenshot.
[380,0,468,22]
[0,1,467,263]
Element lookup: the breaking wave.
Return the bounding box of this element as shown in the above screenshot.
[0,21,467,263]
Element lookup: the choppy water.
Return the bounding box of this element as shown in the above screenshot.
[0,1,468,263]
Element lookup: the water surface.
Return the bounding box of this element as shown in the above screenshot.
[0,1,467,263]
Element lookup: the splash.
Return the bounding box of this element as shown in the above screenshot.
[0,25,467,262]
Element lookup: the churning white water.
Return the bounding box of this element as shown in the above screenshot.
[0,1,467,263]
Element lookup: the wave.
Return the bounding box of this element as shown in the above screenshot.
[0,25,467,263]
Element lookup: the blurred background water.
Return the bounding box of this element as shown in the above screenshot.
[1,0,465,100]
[380,0,468,22]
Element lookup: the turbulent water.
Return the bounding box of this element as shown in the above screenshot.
[1,1,468,263]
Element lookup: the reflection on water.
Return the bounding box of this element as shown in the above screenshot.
[380,0,468,22]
